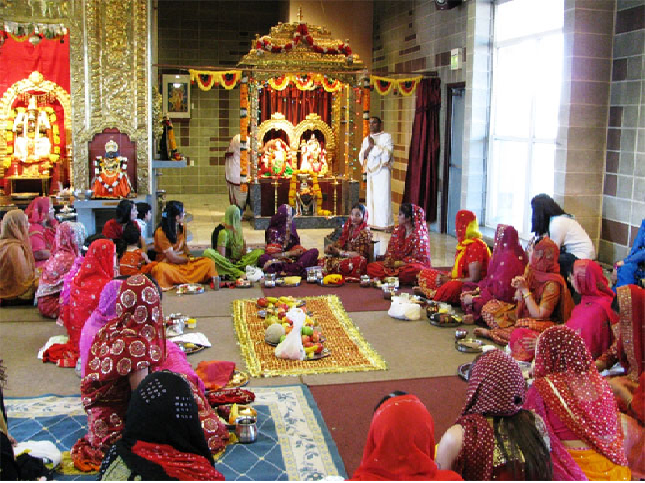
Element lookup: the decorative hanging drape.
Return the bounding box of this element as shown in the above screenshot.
[403,78,441,223]
[266,73,343,93]
[370,75,422,96]
[258,86,332,125]
[189,69,242,91]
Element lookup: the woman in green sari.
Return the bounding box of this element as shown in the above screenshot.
[203,205,264,279]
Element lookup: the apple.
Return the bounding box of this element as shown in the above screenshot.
[257,298,268,307]
[304,341,314,348]
[301,334,311,344]
[314,343,323,354]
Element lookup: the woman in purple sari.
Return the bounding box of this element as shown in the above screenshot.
[460,224,527,322]
[258,204,319,277]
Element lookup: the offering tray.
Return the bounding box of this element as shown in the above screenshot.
[235,279,253,288]
[304,348,331,360]
[428,312,462,327]
[225,370,250,388]
[176,283,204,295]
[455,338,484,353]
[176,341,206,355]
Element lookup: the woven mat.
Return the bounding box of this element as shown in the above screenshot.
[233,295,388,377]
[6,386,346,481]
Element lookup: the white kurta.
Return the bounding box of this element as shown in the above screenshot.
[359,131,394,230]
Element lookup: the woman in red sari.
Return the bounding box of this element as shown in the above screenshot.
[366,203,431,285]
[25,196,59,268]
[72,275,228,472]
[351,392,462,481]
[320,203,372,278]
[436,350,553,480]
[474,237,573,353]
[460,224,527,322]
[43,239,116,367]
[35,222,85,319]
[524,326,631,480]
[565,259,617,358]
[418,210,490,303]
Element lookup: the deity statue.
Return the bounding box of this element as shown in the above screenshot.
[159,116,183,160]
[90,140,133,198]
[12,97,53,175]
[258,138,294,178]
[295,174,316,216]
[299,133,328,176]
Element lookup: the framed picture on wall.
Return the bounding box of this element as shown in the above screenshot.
[162,74,190,118]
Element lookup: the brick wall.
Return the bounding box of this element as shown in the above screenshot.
[599,0,645,263]
[155,0,287,194]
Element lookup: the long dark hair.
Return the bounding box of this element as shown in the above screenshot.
[399,202,414,227]
[351,202,366,219]
[160,200,184,244]
[115,200,134,224]
[374,390,407,412]
[492,410,553,480]
[530,194,567,236]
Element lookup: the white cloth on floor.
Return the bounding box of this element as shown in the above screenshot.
[170,332,211,347]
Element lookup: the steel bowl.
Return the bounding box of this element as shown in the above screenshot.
[455,329,468,340]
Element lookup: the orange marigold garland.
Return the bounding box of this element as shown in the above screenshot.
[239,76,249,192]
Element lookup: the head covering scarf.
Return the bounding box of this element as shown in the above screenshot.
[25,196,50,224]
[386,204,431,265]
[454,350,526,481]
[572,259,617,323]
[36,222,83,299]
[478,225,527,302]
[79,280,123,378]
[351,394,462,481]
[266,204,300,249]
[68,239,116,350]
[617,285,644,382]
[0,210,36,299]
[338,204,369,250]
[224,204,244,259]
[520,237,573,322]
[452,210,491,279]
[532,326,627,466]
[100,371,223,481]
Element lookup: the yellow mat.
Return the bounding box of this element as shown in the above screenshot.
[233,295,388,377]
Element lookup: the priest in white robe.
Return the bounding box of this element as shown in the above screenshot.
[359,117,394,230]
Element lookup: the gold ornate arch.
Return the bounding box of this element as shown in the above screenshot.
[293,113,336,163]
[257,113,296,147]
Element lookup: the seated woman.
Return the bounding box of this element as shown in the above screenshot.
[202,205,264,279]
[565,259,617,358]
[119,222,154,276]
[72,275,227,472]
[103,200,147,253]
[257,204,319,277]
[25,196,59,268]
[35,222,86,319]
[524,326,631,480]
[0,210,37,305]
[151,200,217,290]
[99,371,224,481]
[418,210,490,303]
[597,284,644,479]
[366,203,431,285]
[612,219,644,291]
[350,391,461,481]
[436,350,552,480]
[320,203,372,278]
[43,239,116,367]
[460,225,527,323]
[474,237,573,353]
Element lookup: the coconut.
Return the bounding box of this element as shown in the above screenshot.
[265,323,286,344]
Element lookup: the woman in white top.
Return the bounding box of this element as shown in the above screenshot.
[530,194,595,283]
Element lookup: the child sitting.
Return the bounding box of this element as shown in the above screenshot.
[119,222,154,276]
[135,202,152,237]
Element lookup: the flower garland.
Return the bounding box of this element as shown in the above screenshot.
[189,69,242,91]
[370,75,423,96]
[288,170,332,216]
[266,73,343,93]
[239,75,248,192]
[255,22,353,59]
[362,77,370,139]
[4,106,62,169]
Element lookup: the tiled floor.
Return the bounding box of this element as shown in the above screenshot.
[173,193,458,266]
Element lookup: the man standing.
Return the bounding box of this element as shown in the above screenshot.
[359,117,394,230]
[224,127,250,215]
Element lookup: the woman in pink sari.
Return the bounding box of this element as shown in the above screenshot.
[25,196,58,268]
[524,326,630,480]
[565,259,617,358]
[35,222,86,319]
[460,224,527,322]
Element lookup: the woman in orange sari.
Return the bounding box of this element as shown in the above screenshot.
[151,200,217,290]
[25,196,59,268]
[366,203,431,285]
[0,210,37,305]
[418,210,490,303]
[474,237,573,355]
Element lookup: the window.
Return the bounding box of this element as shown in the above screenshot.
[486,0,564,237]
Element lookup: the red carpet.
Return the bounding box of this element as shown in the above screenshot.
[261,283,415,312]
[308,376,468,477]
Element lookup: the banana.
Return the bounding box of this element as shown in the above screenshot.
[266,296,279,303]
[279,296,293,303]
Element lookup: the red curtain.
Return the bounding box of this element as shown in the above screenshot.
[403,78,441,223]
[259,86,332,125]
